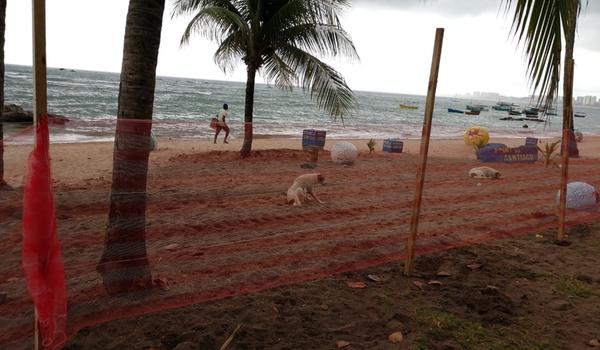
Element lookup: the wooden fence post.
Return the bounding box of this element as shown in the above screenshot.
[404,28,444,276]
[557,58,574,242]
[32,0,47,347]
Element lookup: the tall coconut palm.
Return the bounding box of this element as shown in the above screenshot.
[173,0,359,157]
[505,0,584,156]
[0,0,6,188]
[97,0,165,295]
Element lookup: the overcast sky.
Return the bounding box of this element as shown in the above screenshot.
[5,0,600,97]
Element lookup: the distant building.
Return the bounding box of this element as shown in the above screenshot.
[473,91,500,100]
[575,95,597,105]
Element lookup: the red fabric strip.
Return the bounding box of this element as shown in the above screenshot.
[22,114,68,349]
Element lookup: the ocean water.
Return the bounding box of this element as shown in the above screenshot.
[4,64,600,144]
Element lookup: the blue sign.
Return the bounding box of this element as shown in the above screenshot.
[477,144,538,163]
[383,139,403,153]
[302,129,326,149]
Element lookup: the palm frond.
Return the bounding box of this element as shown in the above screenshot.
[277,44,355,120]
[173,0,358,121]
[179,6,249,46]
[171,0,239,18]
[262,53,296,89]
[213,32,246,73]
[503,0,573,109]
[276,23,359,60]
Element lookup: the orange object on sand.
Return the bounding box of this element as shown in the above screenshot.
[210,117,218,129]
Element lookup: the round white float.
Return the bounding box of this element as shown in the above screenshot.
[555,182,599,210]
[574,130,583,143]
[331,141,358,164]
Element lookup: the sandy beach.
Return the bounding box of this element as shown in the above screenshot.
[1,135,600,349]
[3,135,600,186]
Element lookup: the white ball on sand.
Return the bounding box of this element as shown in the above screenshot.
[574,130,583,142]
[331,141,358,164]
[555,182,599,210]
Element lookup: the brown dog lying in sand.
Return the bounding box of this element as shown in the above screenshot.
[287,173,326,206]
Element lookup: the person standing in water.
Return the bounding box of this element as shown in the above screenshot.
[214,103,230,144]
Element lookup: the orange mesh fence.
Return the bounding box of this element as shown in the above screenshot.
[0,119,599,349]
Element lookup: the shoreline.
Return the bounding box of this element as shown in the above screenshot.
[3,136,599,186]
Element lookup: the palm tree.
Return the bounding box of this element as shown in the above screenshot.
[0,0,6,188]
[97,0,165,295]
[173,0,359,157]
[505,0,583,157]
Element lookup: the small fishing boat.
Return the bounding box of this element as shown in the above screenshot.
[492,102,517,111]
[400,103,419,110]
[523,117,545,123]
[524,112,539,118]
[574,112,586,118]
[500,116,524,121]
[466,104,488,112]
[448,108,464,113]
[465,110,480,116]
[522,107,540,113]
[508,109,522,116]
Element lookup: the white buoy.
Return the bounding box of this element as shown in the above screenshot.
[331,141,358,164]
[556,182,599,210]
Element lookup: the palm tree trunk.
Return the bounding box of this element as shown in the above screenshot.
[0,0,6,187]
[563,0,579,157]
[240,66,257,158]
[98,0,165,295]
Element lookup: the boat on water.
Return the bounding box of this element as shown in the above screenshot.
[500,116,544,122]
[500,116,522,121]
[574,112,586,118]
[466,104,488,112]
[524,117,545,122]
[522,107,540,115]
[523,110,539,119]
[508,109,522,116]
[400,103,418,110]
[465,110,480,116]
[492,102,518,111]
[448,108,464,113]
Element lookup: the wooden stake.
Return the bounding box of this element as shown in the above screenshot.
[404,28,444,276]
[557,58,574,242]
[219,324,242,350]
[32,0,47,128]
[34,308,39,350]
[32,0,47,348]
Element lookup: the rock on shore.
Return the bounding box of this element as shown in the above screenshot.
[1,104,69,124]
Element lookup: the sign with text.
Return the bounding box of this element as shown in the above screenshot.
[476,144,538,163]
[302,129,326,149]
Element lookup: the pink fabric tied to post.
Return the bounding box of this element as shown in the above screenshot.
[22,114,68,349]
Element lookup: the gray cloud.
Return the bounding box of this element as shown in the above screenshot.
[352,0,600,16]
[352,0,501,16]
[578,13,600,52]
[351,0,600,52]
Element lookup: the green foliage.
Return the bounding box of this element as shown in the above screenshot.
[503,0,582,110]
[173,0,358,121]
[536,140,561,167]
[554,275,597,298]
[414,308,558,350]
[366,138,376,153]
